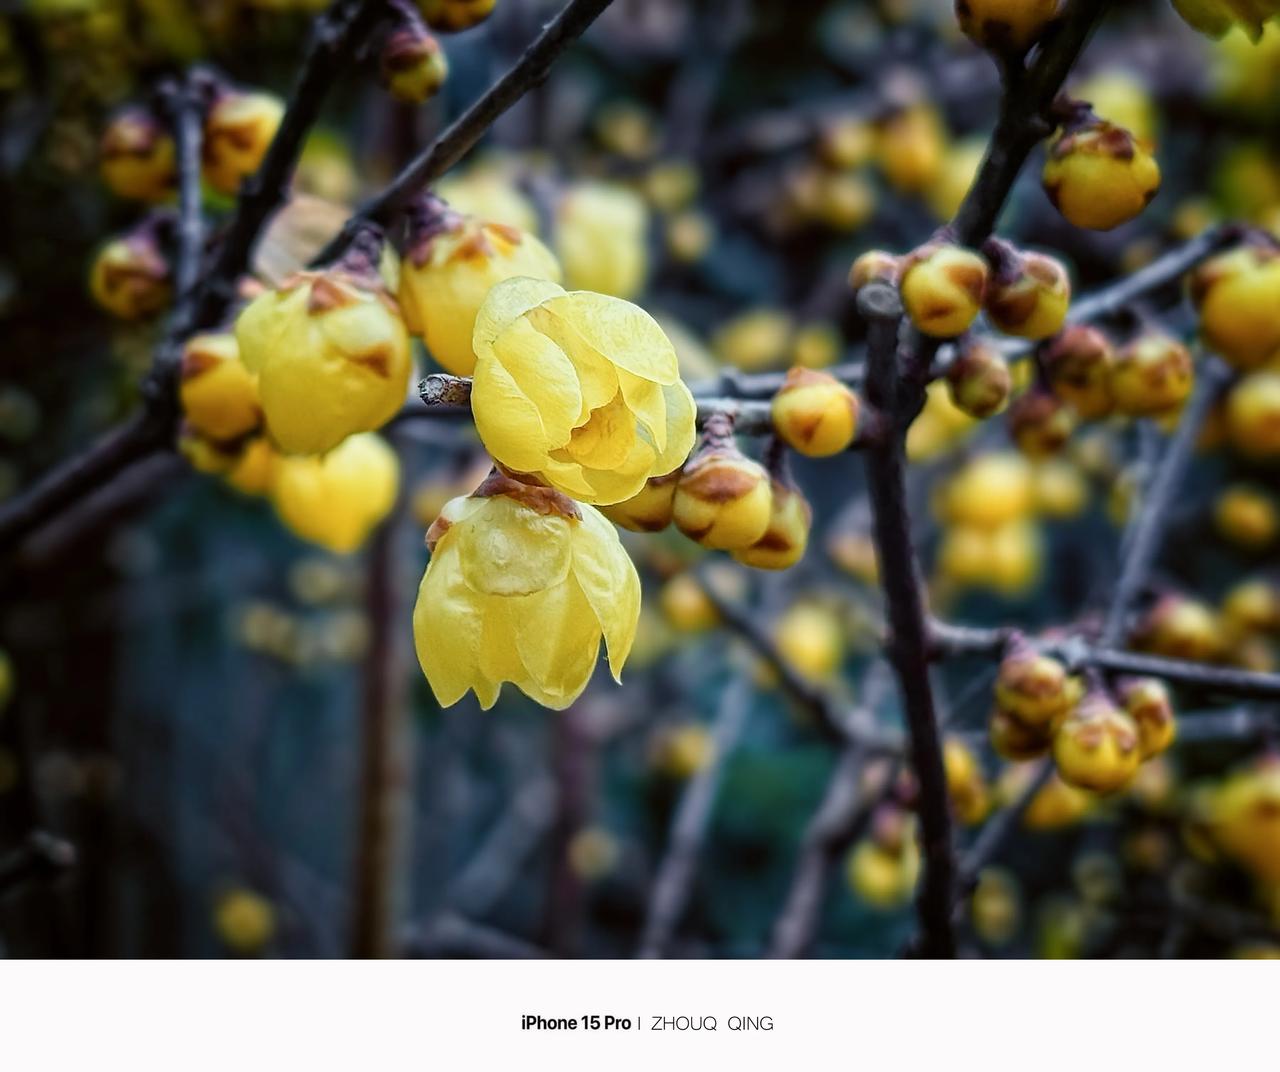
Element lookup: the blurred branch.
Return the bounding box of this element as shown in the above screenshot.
[637,674,753,958]
[541,703,593,957]
[406,912,547,958]
[858,281,955,959]
[313,0,618,264]
[0,831,76,897]
[767,661,894,959]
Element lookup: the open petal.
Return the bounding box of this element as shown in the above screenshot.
[413,545,486,708]
[561,393,637,470]
[471,347,554,473]
[533,293,679,385]
[473,276,566,364]
[512,578,602,699]
[458,496,573,597]
[571,506,641,681]
[617,369,667,453]
[652,380,697,475]
[492,317,582,450]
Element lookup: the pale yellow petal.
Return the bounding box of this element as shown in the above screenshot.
[413,545,487,708]
[457,495,573,596]
[492,318,582,449]
[533,293,680,385]
[652,380,697,476]
[560,393,637,470]
[512,578,602,700]
[472,276,567,365]
[471,347,554,473]
[571,506,641,681]
[617,369,667,453]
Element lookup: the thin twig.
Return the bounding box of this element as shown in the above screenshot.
[637,674,753,959]
[313,0,618,265]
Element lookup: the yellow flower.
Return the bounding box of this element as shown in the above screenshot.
[99,106,175,202]
[179,332,261,442]
[89,232,170,320]
[470,277,696,505]
[1042,118,1160,231]
[556,181,649,299]
[235,265,412,455]
[413,473,640,710]
[271,433,399,554]
[398,205,561,376]
[225,436,279,497]
[202,89,284,196]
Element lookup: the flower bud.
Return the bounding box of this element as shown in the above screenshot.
[1111,332,1194,417]
[772,601,842,680]
[1021,771,1092,829]
[1222,578,1280,638]
[272,433,399,554]
[1052,692,1141,794]
[876,103,944,194]
[989,706,1052,761]
[599,470,680,533]
[398,199,561,376]
[1214,483,1278,550]
[380,25,448,104]
[713,309,793,371]
[827,529,879,585]
[179,332,261,442]
[848,249,900,293]
[790,321,841,370]
[994,643,1075,726]
[945,737,990,825]
[770,368,860,456]
[417,0,497,33]
[651,724,715,779]
[939,450,1033,529]
[665,210,714,263]
[1187,244,1280,371]
[945,338,1011,418]
[818,115,877,170]
[225,436,279,497]
[1033,459,1089,518]
[899,242,989,338]
[732,478,812,571]
[214,889,275,955]
[557,181,649,299]
[659,573,719,633]
[1212,758,1280,884]
[234,246,413,456]
[89,230,171,320]
[847,821,920,909]
[981,239,1071,339]
[1117,677,1176,759]
[956,0,1061,52]
[1226,371,1280,460]
[100,106,175,202]
[1134,594,1223,662]
[203,88,285,196]
[1008,388,1076,459]
[1042,116,1160,230]
[970,868,1020,945]
[672,434,773,550]
[1042,324,1116,420]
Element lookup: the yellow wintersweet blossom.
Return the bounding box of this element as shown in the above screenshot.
[470,277,696,506]
[235,264,412,455]
[413,473,640,710]
[398,202,561,376]
[271,433,399,554]
[179,332,261,442]
[557,181,649,299]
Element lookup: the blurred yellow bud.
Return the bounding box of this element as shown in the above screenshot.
[713,308,794,372]
[214,888,275,955]
[100,106,175,201]
[1215,483,1278,549]
[1042,116,1160,231]
[1226,370,1280,460]
[380,26,448,104]
[203,89,284,196]
[659,573,719,633]
[899,242,989,338]
[1053,692,1142,794]
[179,332,261,442]
[557,182,649,299]
[417,0,497,32]
[89,232,171,320]
[1042,324,1116,420]
[1188,244,1280,372]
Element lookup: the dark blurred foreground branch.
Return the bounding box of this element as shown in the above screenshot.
[314,0,618,264]
[0,832,76,897]
[637,675,753,958]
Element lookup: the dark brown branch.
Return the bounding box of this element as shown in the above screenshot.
[857,281,955,959]
[637,675,753,959]
[313,0,618,265]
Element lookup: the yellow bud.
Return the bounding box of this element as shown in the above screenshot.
[982,240,1071,339]
[89,232,170,320]
[876,103,945,194]
[652,724,715,779]
[811,170,876,232]
[399,204,561,376]
[1042,324,1116,420]
[1189,244,1280,372]
[770,368,860,457]
[641,160,699,212]
[971,868,1021,946]
[790,321,841,370]
[1118,677,1176,759]
[568,827,620,880]
[178,428,238,475]
[945,737,990,825]
[672,439,773,550]
[818,115,877,170]
[1212,757,1280,883]
[995,644,1073,726]
[380,26,448,104]
[235,263,412,455]
[1226,370,1280,460]
[713,308,793,371]
[925,138,985,221]
[987,519,1042,595]
[557,181,649,299]
[599,470,681,533]
[940,451,1034,529]
[1222,578,1280,637]
[413,473,640,710]
[659,573,719,633]
[214,888,275,955]
[732,479,812,571]
[665,209,714,264]
[956,0,1060,51]
[179,332,261,442]
[593,100,659,161]
[989,706,1052,760]
[1009,388,1076,460]
[1215,483,1278,549]
[272,433,399,554]
[827,529,879,585]
[100,106,175,201]
[202,89,284,196]
[1032,459,1089,518]
[848,249,900,293]
[899,243,989,338]
[435,161,539,234]
[1053,693,1142,794]
[416,0,496,32]
[1110,332,1194,418]
[1134,594,1223,662]
[1042,117,1160,230]
[1021,770,1093,829]
[945,338,1011,418]
[846,831,919,909]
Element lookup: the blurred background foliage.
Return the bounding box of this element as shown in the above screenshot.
[1,0,1279,958]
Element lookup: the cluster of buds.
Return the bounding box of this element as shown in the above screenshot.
[1041,106,1161,231]
[845,805,920,909]
[981,237,1071,340]
[379,15,449,104]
